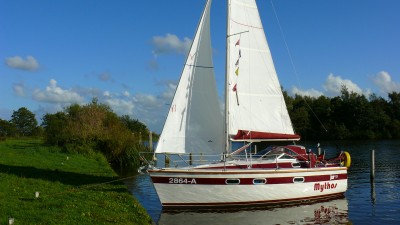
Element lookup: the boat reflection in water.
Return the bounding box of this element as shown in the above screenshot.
[157,198,349,225]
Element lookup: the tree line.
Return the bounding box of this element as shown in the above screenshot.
[1,88,399,168]
[284,86,400,141]
[0,99,154,169]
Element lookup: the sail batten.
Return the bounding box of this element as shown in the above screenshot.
[184,64,214,68]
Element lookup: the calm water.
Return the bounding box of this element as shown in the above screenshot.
[124,140,400,224]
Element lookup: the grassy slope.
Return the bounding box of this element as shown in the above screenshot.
[0,138,151,225]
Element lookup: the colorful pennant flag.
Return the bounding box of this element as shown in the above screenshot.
[235,59,239,66]
[235,39,240,46]
[235,68,239,76]
[239,49,241,58]
[232,84,237,92]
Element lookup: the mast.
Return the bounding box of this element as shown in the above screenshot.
[224,0,231,153]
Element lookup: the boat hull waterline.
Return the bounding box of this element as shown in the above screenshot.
[149,167,347,208]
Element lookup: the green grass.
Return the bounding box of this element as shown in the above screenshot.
[0,138,152,225]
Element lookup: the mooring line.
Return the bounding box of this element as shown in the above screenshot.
[37,175,137,198]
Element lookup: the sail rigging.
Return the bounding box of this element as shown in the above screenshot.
[156,0,299,155]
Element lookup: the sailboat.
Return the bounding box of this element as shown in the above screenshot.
[145,0,351,208]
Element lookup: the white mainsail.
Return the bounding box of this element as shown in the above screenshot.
[155,0,224,154]
[226,0,298,141]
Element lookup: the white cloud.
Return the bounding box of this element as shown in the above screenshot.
[289,74,373,98]
[33,79,84,104]
[97,90,169,132]
[128,81,177,132]
[123,91,130,97]
[73,87,102,98]
[104,98,135,116]
[5,55,40,71]
[151,33,191,56]
[323,73,363,96]
[134,94,160,109]
[372,71,400,94]
[10,76,177,132]
[13,82,25,97]
[98,90,136,116]
[35,104,64,120]
[160,82,177,100]
[291,86,323,98]
[23,77,178,133]
[103,91,110,97]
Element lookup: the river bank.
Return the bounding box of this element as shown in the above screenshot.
[0,138,151,224]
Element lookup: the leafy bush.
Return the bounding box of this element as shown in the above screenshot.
[42,99,152,170]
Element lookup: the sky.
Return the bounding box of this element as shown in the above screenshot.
[1,0,399,133]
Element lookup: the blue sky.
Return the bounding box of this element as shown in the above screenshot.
[1,0,399,133]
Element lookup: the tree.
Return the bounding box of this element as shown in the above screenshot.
[306,95,331,140]
[290,95,311,139]
[389,92,400,120]
[10,107,38,136]
[119,115,150,140]
[388,92,400,138]
[41,99,151,169]
[369,94,391,138]
[0,119,16,137]
[42,112,68,145]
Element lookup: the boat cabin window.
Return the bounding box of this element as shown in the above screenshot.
[254,146,275,157]
[280,154,295,159]
[225,179,240,185]
[293,177,304,183]
[253,178,267,185]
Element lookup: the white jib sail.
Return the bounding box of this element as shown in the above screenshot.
[156,0,224,154]
[226,0,296,138]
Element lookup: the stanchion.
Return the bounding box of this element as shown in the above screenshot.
[370,149,375,181]
[370,149,376,204]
